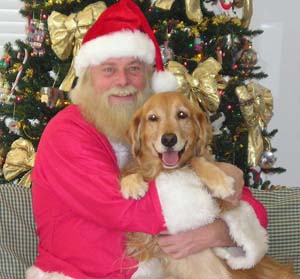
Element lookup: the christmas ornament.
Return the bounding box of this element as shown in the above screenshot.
[234,0,244,8]
[203,0,252,27]
[153,0,202,23]
[194,34,202,51]
[7,49,28,101]
[4,117,20,135]
[247,166,262,188]
[260,150,277,169]
[160,43,174,65]
[235,82,273,166]
[3,138,36,187]
[30,20,46,57]
[220,0,233,11]
[48,1,107,92]
[0,59,9,69]
[40,87,65,108]
[239,48,258,67]
[167,57,222,113]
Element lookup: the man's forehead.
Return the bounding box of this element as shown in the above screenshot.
[100,57,144,66]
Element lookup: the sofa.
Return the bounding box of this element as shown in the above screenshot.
[0,182,299,279]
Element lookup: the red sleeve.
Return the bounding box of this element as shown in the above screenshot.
[32,114,166,234]
[241,187,268,228]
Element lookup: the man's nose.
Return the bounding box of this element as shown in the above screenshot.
[115,69,129,86]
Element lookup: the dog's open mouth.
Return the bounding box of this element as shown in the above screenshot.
[157,143,186,168]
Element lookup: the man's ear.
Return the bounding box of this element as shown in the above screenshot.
[126,107,143,158]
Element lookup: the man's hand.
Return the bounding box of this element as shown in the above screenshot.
[215,162,244,206]
[157,219,234,259]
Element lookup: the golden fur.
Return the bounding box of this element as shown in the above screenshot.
[121,92,299,279]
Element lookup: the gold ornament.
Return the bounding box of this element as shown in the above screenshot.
[3,138,36,187]
[167,57,222,112]
[48,1,107,92]
[235,82,273,167]
[154,0,202,23]
[40,87,65,108]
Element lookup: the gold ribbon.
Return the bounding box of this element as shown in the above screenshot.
[154,0,202,23]
[235,82,273,166]
[3,138,36,187]
[167,57,222,112]
[241,0,253,28]
[48,1,107,92]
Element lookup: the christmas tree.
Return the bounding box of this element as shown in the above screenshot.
[0,0,285,187]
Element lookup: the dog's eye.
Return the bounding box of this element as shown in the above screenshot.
[177,111,188,119]
[148,114,158,121]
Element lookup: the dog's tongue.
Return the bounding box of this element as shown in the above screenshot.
[162,150,179,167]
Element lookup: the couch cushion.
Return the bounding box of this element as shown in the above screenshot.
[252,187,300,274]
[0,183,299,278]
[0,183,37,279]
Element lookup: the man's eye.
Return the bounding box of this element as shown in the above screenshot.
[128,66,141,73]
[102,67,114,74]
[148,114,158,121]
[177,111,188,119]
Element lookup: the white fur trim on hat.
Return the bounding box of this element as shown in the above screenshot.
[75,30,155,76]
[213,201,268,269]
[151,70,178,93]
[155,168,220,234]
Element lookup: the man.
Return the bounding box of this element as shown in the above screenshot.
[26,0,268,278]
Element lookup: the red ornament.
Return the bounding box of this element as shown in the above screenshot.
[220,1,233,10]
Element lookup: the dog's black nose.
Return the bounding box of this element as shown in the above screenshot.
[161,133,177,147]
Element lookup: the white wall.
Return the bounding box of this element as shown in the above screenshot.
[0,0,26,56]
[251,0,300,187]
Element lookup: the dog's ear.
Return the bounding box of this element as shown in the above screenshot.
[126,107,143,158]
[194,108,213,156]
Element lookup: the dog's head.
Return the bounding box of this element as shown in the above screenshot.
[127,91,212,171]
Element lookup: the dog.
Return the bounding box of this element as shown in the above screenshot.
[120,91,299,279]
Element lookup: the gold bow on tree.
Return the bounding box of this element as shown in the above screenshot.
[3,138,36,187]
[235,82,273,166]
[237,0,253,28]
[48,1,107,92]
[154,0,202,23]
[167,57,222,113]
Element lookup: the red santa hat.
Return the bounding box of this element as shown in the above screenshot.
[74,0,178,93]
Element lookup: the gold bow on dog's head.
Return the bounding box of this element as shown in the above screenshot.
[167,57,222,113]
[47,1,107,92]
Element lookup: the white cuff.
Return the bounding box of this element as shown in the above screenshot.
[155,169,220,234]
[214,201,268,269]
[26,266,74,279]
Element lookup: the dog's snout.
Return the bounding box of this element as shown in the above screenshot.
[161,133,177,148]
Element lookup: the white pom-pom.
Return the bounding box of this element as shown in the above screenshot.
[151,70,178,93]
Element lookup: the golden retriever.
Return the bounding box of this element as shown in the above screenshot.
[120,91,299,279]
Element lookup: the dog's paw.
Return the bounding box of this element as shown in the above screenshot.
[208,174,235,199]
[121,173,149,199]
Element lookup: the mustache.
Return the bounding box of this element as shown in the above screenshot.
[104,85,138,97]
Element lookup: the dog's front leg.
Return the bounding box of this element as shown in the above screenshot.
[120,173,148,199]
[191,157,235,199]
